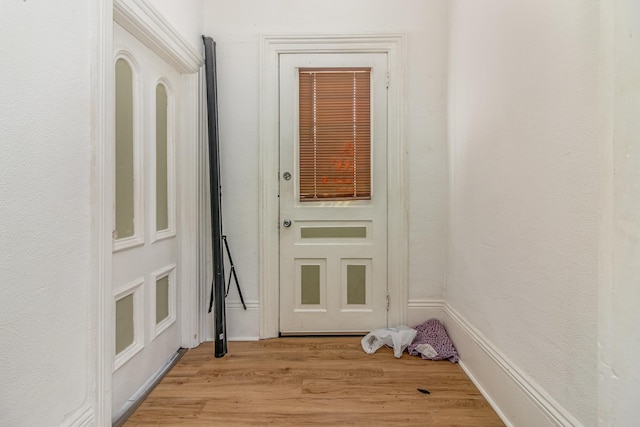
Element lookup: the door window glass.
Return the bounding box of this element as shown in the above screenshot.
[115,58,135,238]
[156,84,169,231]
[298,68,371,201]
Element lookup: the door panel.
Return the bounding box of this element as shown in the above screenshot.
[112,23,181,415]
[279,53,388,334]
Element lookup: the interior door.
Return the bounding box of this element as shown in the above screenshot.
[112,23,182,415]
[279,53,388,334]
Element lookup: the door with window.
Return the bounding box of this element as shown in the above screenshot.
[112,23,182,415]
[279,53,388,334]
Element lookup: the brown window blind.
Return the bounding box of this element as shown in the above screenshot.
[299,68,371,201]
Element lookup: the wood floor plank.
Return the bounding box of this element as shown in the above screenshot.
[124,337,504,426]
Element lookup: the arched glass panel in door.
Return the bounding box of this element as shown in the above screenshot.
[115,58,135,240]
[155,83,169,232]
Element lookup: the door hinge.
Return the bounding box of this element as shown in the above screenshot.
[386,72,390,89]
[386,293,390,311]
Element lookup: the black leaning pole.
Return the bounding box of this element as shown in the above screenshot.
[202,36,227,358]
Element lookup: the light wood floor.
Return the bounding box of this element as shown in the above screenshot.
[124,337,504,426]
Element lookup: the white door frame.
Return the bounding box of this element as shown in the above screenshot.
[93,0,203,424]
[259,34,408,338]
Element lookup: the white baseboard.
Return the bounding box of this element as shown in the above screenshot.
[406,299,583,426]
[112,349,186,426]
[441,303,584,427]
[226,300,260,341]
[60,403,94,427]
[407,298,447,326]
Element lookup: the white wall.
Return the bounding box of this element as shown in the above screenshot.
[0,1,94,425]
[203,0,450,339]
[601,0,640,424]
[0,1,623,424]
[448,0,600,425]
[0,1,204,424]
[149,0,204,53]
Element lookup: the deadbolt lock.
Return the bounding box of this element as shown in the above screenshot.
[283,171,292,181]
[283,219,292,228]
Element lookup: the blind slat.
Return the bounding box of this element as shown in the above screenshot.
[299,67,371,201]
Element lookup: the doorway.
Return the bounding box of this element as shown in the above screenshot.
[259,35,407,338]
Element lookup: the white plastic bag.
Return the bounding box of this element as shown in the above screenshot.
[361,325,417,358]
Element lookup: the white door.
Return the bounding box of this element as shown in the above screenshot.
[112,23,182,415]
[279,53,388,334]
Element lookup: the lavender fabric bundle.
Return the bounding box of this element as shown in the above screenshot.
[408,318,459,363]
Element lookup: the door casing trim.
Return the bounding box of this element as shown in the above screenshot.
[259,34,408,338]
